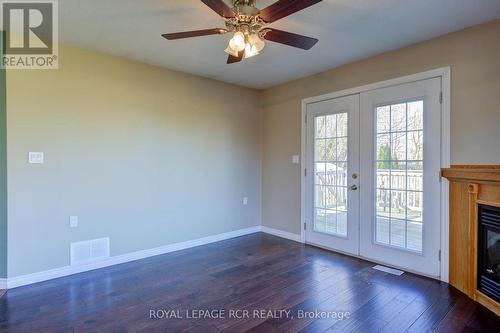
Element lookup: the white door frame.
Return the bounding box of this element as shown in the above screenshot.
[300,67,451,282]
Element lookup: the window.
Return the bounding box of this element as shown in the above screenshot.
[375,101,423,252]
[314,113,348,237]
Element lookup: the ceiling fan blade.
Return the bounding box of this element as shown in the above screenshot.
[262,28,318,50]
[259,0,322,23]
[162,28,228,40]
[200,0,236,18]
[227,50,244,64]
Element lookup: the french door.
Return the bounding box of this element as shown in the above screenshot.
[305,95,360,255]
[359,78,442,277]
[305,77,442,278]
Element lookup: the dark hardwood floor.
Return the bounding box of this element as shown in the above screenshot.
[0,233,498,332]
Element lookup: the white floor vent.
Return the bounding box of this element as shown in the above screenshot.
[71,238,110,265]
[373,265,405,276]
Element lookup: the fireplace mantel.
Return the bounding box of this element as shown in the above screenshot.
[442,165,500,316]
[442,165,500,183]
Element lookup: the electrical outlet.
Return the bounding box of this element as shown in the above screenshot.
[29,152,44,164]
[69,216,78,228]
[243,197,248,205]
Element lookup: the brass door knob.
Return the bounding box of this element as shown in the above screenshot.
[350,185,358,191]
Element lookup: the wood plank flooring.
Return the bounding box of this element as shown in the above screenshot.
[0,233,498,332]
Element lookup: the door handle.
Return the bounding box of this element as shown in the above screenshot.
[350,185,358,191]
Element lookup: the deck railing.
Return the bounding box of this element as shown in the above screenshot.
[316,169,423,213]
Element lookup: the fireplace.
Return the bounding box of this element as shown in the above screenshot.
[442,166,500,315]
[478,204,500,302]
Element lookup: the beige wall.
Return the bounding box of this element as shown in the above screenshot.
[5,19,500,277]
[261,19,500,235]
[6,45,261,277]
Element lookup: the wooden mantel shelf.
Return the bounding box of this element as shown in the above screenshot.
[441,165,500,316]
[441,165,500,182]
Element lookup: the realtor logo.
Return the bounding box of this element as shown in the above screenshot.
[1,0,58,69]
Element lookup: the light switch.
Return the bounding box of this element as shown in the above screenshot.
[29,152,44,164]
[292,155,300,164]
[243,197,248,205]
[69,216,78,228]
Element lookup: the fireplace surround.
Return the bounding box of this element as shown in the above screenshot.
[441,165,500,316]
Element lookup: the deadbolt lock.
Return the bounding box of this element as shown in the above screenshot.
[352,173,358,179]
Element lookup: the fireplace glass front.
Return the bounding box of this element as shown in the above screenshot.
[478,204,500,302]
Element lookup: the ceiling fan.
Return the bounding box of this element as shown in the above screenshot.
[162,0,322,64]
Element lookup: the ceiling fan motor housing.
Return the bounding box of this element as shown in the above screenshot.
[225,0,265,36]
[233,0,260,16]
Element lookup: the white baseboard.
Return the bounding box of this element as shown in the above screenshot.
[7,225,261,289]
[6,225,304,289]
[0,278,6,290]
[261,226,302,243]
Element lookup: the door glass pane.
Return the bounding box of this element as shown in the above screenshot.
[314,113,348,237]
[375,101,424,252]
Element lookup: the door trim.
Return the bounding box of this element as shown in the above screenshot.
[300,67,451,282]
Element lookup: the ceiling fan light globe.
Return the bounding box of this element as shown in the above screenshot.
[246,50,259,59]
[247,34,265,52]
[245,43,251,53]
[248,33,261,44]
[254,39,265,52]
[229,38,245,52]
[229,39,237,50]
[232,32,245,48]
[224,46,239,57]
[244,43,259,59]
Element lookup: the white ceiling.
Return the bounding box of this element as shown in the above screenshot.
[59,0,500,89]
